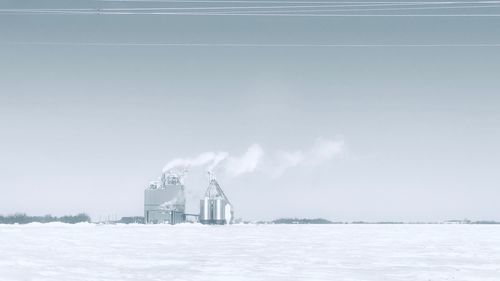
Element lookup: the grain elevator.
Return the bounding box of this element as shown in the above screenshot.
[199,173,234,225]
[144,171,186,224]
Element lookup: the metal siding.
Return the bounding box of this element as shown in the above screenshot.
[144,184,186,224]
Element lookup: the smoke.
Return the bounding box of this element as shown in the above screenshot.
[207,152,229,172]
[162,137,344,178]
[158,198,178,210]
[162,151,228,173]
[267,138,345,177]
[223,144,264,178]
[272,150,305,177]
[306,137,344,165]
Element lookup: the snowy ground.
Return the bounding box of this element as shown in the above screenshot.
[0,224,499,281]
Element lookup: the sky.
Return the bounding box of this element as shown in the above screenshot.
[0,0,499,221]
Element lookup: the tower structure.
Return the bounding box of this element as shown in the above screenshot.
[199,172,233,225]
[144,170,186,224]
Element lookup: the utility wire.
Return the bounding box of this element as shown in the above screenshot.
[100,0,500,3]
[3,2,500,11]
[2,1,500,16]
[3,4,500,12]
[3,10,500,16]
[3,42,500,47]
[2,1,500,11]
[205,4,500,13]
[5,11,499,16]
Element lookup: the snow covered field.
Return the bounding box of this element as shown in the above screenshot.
[1,224,499,281]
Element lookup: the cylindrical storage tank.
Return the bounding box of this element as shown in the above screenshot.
[200,197,210,223]
[215,198,225,224]
[203,197,210,221]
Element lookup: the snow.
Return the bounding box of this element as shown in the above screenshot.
[1,224,499,281]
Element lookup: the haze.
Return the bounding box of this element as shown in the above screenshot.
[1,0,499,221]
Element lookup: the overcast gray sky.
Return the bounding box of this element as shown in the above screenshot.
[1,0,499,221]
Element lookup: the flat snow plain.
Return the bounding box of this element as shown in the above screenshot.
[0,224,499,281]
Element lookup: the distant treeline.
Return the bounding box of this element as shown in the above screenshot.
[271,218,336,224]
[263,218,500,225]
[2,214,499,225]
[351,220,500,224]
[0,213,91,224]
[118,216,145,224]
[472,221,500,224]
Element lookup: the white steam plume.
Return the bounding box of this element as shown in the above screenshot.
[207,152,229,172]
[223,144,264,178]
[162,137,344,178]
[162,151,228,173]
[269,138,344,177]
[306,137,344,165]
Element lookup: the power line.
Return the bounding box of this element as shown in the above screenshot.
[100,0,500,3]
[2,6,500,16]
[3,11,500,16]
[2,1,500,16]
[2,3,500,12]
[3,42,500,47]
[206,4,500,13]
[9,11,499,16]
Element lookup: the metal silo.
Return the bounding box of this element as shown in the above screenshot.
[199,173,233,225]
[200,197,210,222]
[215,198,225,224]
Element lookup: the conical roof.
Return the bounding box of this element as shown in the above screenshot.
[204,178,231,205]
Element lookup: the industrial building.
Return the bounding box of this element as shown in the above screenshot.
[144,170,233,225]
[144,171,186,224]
[199,173,234,225]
